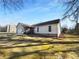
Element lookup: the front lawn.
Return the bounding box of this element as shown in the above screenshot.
[0,34,79,59]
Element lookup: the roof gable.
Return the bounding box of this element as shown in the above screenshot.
[17,23,31,28]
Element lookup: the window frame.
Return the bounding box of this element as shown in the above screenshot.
[48,25,52,32]
[37,27,39,32]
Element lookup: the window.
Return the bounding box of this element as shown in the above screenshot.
[37,27,39,32]
[48,26,51,32]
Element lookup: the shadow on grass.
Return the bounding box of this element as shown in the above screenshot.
[0,36,11,40]
[8,46,54,59]
[26,34,58,38]
[8,46,79,59]
[0,39,79,49]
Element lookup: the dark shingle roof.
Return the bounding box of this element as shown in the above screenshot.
[17,23,32,29]
[33,19,60,26]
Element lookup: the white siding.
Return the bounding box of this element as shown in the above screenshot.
[34,24,59,35]
[7,25,16,33]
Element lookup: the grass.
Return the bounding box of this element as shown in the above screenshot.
[11,34,79,41]
[0,33,79,59]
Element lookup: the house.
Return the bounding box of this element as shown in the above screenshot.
[33,19,61,37]
[7,25,16,33]
[16,23,33,35]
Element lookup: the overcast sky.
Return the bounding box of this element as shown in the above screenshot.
[0,0,68,26]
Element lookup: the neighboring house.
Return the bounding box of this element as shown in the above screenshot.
[7,25,16,33]
[33,19,61,37]
[16,23,33,35]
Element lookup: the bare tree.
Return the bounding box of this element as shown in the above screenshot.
[62,0,79,33]
[0,0,24,10]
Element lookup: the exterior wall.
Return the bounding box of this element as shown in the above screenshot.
[7,25,16,33]
[34,24,58,34]
[7,25,10,33]
[16,24,24,35]
[34,23,61,37]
